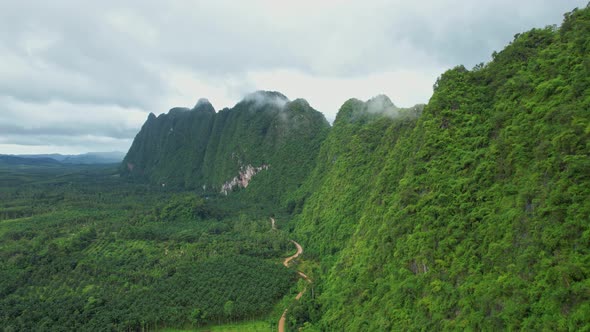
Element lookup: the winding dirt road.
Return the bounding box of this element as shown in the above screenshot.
[283,240,302,267]
[278,239,311,332]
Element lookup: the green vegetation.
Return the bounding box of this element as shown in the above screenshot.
[0,164,295,331]
[2,5,590,331]
[162,319,271,332]
[290,5,590,331]
[122,91,330,213]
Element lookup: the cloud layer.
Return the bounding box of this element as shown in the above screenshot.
[0,0,585,153]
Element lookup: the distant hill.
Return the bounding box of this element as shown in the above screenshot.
[17,151,125,164]
[0,155,62,166]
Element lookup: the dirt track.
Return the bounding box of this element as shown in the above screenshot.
[283,240,302,267]
[278,240,310,332]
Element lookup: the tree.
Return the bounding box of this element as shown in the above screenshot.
[190,308,201,327]
[223,300,234,322]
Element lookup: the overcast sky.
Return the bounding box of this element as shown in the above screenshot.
[0,0,586,154]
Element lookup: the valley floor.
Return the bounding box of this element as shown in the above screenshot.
[0,164,300,331]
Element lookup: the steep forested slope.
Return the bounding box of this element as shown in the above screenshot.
[122,99,217,187]
[290,96,423,261]
[292,6,590,331]
[122,91,330,210]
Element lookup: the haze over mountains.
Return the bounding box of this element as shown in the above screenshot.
[0,151,125,165]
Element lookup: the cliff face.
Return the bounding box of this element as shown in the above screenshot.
[290,6,590,331]
[220,164,270,195]
[122,91,330,207]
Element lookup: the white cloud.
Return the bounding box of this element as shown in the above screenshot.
[0,0,586,153]
[0,96,145,153]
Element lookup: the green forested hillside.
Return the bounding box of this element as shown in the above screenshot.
[290,6,590,331]
[121,99,217,187]
[289,96,423,260]
[122,91,330,212]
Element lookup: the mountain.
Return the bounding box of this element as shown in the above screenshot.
[0,155,62,166]
[122,91,330,210]
[289,5,590,331]
[116,5,590,330]
[60,152,126,164]
[18,152,125,164]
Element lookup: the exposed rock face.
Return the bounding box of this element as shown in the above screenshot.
[220,164,270,195]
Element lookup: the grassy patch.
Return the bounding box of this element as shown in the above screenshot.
[162,319,274,332]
